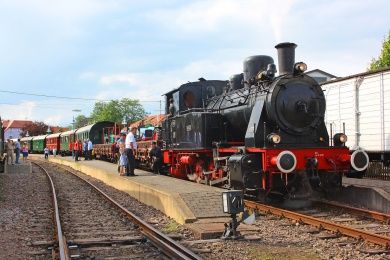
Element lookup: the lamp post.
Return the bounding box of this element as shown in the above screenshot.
[71,109,81,158]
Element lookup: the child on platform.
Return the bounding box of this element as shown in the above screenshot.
[119,142,127,176]
[22,142,29,161]
[44,147,49,159]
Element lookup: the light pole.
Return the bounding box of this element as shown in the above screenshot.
[71,109,81,158]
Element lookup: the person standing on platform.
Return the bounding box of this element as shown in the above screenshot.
[116,133,126,173]
[74,140,80,161]
[149,141,163,174]
[83,140,88,160]
[14,138,21,164]
[71,139,75,158]
[5,139,15,165]
[87,139,93,160]
[118,141,127,176]
[44,146,49,159]
[22,142,29,161]
[125,127,138,176]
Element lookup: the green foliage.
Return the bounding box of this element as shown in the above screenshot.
[369,31,390,71]
[74,114,90,128]
[162,220,181,233]
[90,98,146,124]
[20,121,49,137]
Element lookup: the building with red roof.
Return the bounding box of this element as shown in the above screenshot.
[3,120,33,140]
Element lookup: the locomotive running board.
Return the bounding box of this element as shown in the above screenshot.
[198,177,228,186]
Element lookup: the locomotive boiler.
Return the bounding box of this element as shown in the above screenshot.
[162,42,369,201]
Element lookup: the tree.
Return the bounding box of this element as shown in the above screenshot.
[20,121,49,137]
[74,114,90,128]
[90,98,146,124]
[369,31,390,71]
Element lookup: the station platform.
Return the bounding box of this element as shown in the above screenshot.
[4,161,32,174]
[328,177,390,214]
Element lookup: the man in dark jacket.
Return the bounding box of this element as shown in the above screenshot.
[149,141,162,174]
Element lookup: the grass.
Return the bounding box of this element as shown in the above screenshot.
[162,220,181,233]
[248,246,320,260]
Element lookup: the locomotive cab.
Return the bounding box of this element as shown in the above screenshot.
[164,79,227,116]
[162,79,228,150]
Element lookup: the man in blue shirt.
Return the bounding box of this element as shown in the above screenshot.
[14,139,21,164]
[83,140,88,160]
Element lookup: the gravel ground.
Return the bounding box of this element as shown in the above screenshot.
[0,168,53,259]
[44,162,162,258]
[54,162,390,260]
[1,160,390,260]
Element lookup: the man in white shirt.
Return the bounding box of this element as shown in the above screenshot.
[87,139,93,160]
[125,127,138,176]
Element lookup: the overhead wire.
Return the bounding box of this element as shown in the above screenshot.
[0,89,164,103]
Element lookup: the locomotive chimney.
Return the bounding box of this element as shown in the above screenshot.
[275,42,297,75]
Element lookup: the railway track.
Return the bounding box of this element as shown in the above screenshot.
[33,161,201,260]
[244,199,390,249]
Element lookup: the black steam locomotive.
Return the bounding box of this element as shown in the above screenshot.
[161,42,369,201]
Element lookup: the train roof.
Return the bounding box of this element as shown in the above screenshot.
[75,121,115,134]
[60,129,75,136]
[321,66,390,85]
[32,134,48,141]
[46,133,61,138]
[20,136,33,141]
[163,80,228,96]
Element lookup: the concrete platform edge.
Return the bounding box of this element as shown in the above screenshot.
[46,157,197,224]
[329,184,390,214]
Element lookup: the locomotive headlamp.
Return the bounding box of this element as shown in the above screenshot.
[333,133,348,146]
[339,134,347,143]
[294,62,307,73]
[267,133,281,144]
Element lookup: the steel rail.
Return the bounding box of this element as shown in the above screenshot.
[32,162,70,260]
[47,162,202,260]
[244,200,390,248]
[313,200,390,223]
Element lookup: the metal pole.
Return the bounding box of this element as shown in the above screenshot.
[355,77,364,147]
[330,123,333,146]
[72,116,75,158]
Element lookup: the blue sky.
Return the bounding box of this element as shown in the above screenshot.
[0,0,389,126]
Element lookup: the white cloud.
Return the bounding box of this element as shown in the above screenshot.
[99,74,138,85]
[93,57,240,102]
[0,100,92,126]
[44,115,65,126]
[0,101,36,120]
[146,0,296,40]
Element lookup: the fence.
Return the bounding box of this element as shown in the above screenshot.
[364,162,390,180]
